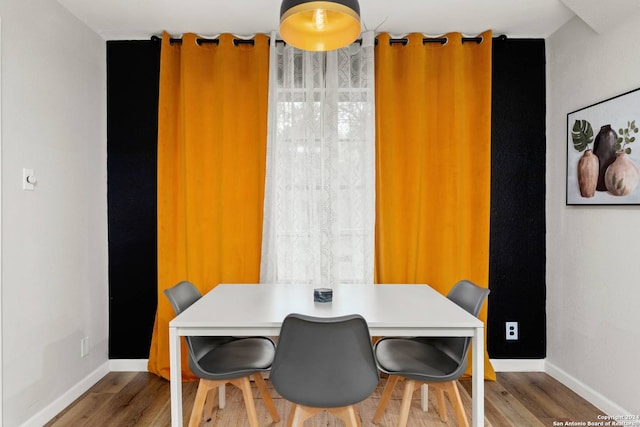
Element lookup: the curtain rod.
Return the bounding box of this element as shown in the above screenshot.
[150,34,507,46]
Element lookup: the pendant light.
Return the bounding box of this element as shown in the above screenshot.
[279,0,361,51]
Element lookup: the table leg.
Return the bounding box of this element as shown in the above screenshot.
[472,326,484,427]
[219,385,226,408]
[169,326,183,427]
[421,384,429,411]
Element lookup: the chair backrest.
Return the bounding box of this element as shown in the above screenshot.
[422,280,490,372]
[270,313,379,408]
[164,281,231,370]
[448,279,490,318]
[164,280,202,316]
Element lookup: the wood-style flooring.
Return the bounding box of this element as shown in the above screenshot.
[45,372,605,426]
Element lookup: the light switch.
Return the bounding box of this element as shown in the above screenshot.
[23,168,36,191]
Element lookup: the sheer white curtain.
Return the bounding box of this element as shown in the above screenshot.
[260,31,375,285]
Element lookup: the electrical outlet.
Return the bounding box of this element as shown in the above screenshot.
[506,322,518,340]
[81,336,90,357]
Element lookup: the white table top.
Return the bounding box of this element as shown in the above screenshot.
[170,283,482,336]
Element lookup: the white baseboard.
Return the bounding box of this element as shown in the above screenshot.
[490,358,546,372]
[109,359,149,372]
[21,362,110,427]
[545,361,633,416]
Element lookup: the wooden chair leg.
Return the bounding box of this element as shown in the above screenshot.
[188,380,210,427]
[231,377,260,427]
[447,381,470,427]
[430,383,447,422]
[286,404,298,427]
[439,388,448,421]
[252,373,280,422]
[429,380,469,427]
[397,379,416,427]
[288,405,322,427]
[331,405,361,427]
[373,374,399,423]
[203,385,218,421]
[288,404,362,427]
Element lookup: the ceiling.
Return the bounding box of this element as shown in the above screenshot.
[54,0,640,41]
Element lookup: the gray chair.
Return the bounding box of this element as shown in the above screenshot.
[164,281,279,427]
[372,279,490,427]
[270,313,379,427]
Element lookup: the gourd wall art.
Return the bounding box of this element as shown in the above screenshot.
[567,87,640,205]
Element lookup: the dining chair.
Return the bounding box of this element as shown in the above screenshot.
[372,279,490,427]
[270,313,379,427]
[164,281,280,427]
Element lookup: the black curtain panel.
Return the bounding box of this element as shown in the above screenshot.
[107,40,160,358]
[488,37,547,358]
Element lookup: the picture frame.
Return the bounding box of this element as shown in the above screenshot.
[567,87,640,205]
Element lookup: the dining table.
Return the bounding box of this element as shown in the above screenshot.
[168,283,485,427]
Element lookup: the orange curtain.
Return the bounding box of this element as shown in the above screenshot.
[374,31,496,380]
[147,32,270,380]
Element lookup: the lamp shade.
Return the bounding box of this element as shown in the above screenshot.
[279,0,361,51]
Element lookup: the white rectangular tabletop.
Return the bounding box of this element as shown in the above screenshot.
[168,283,485,427]
[171,283,482,335]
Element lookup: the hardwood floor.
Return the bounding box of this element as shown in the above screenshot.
[46,372,604,426]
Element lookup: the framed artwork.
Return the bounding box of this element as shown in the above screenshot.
[567,87,640,205]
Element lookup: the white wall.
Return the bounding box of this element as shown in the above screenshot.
[547,16,640,414]
[0,0,108,426]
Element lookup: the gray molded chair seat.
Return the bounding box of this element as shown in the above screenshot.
[164,281,279,427]
[373,280,490,427]
[188,335,274,380]
[270,313,379,426]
